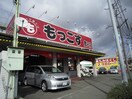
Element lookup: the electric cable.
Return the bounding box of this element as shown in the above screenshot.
[38,11,47,18]
[4,5,15,27]
[25,4,35,14]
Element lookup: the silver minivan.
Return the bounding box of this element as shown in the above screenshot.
[23,65,71,91]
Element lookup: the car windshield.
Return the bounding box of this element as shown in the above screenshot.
[110,66,117,69]
[42,67,62,73]
[86,67,93,69]
[99,67,106,70]
[83,64,92,67]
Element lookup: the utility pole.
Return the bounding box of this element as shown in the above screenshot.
[112,0,132,80]
[8,0,20,99]
[13,0,19,47]
[129,44,132,59]
[14,0,20,98]
[107,0,128,84]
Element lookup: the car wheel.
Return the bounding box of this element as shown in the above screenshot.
[24,78,28,86]
[41,81,47,92]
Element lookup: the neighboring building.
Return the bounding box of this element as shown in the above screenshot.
[96,57,119,70]
[0,26,6,33]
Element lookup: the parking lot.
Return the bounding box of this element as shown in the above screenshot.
[18,74,124,99]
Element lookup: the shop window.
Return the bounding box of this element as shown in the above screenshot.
[57,60,64,72]
[68,58,76,71]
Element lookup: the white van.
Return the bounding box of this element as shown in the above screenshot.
[80,61,93,77]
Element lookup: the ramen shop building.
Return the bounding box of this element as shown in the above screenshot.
[1,14,105,77]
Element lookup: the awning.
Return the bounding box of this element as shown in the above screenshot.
[0,33,105,58]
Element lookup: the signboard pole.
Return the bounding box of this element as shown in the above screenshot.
[107,0,128,84]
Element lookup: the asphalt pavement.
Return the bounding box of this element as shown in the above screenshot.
[18,73,124,99]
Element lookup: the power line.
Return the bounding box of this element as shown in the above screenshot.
[25,4,35,14]
[49,16,59,22]
[38,10,47,18]
[0,16,8,19]
[4,4,15,27]
[113,0,129,30]
[114,0,132,41]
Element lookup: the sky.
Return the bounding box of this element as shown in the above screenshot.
[0,0,132,58]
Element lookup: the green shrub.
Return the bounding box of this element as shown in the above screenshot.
[107,81,132,99]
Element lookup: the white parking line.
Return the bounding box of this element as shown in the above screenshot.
[57,86,91,99]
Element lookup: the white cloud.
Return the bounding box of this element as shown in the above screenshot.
[0,0,132,58]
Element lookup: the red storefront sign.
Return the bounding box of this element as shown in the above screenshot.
[6,14,92,50]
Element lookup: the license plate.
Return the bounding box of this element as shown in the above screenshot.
[63,82,67,86]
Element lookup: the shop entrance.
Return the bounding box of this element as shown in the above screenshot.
[57,59,64,72]
[24,54,52,66]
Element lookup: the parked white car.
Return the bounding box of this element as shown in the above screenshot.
[24,65,71,91]
[108,66,118,74]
